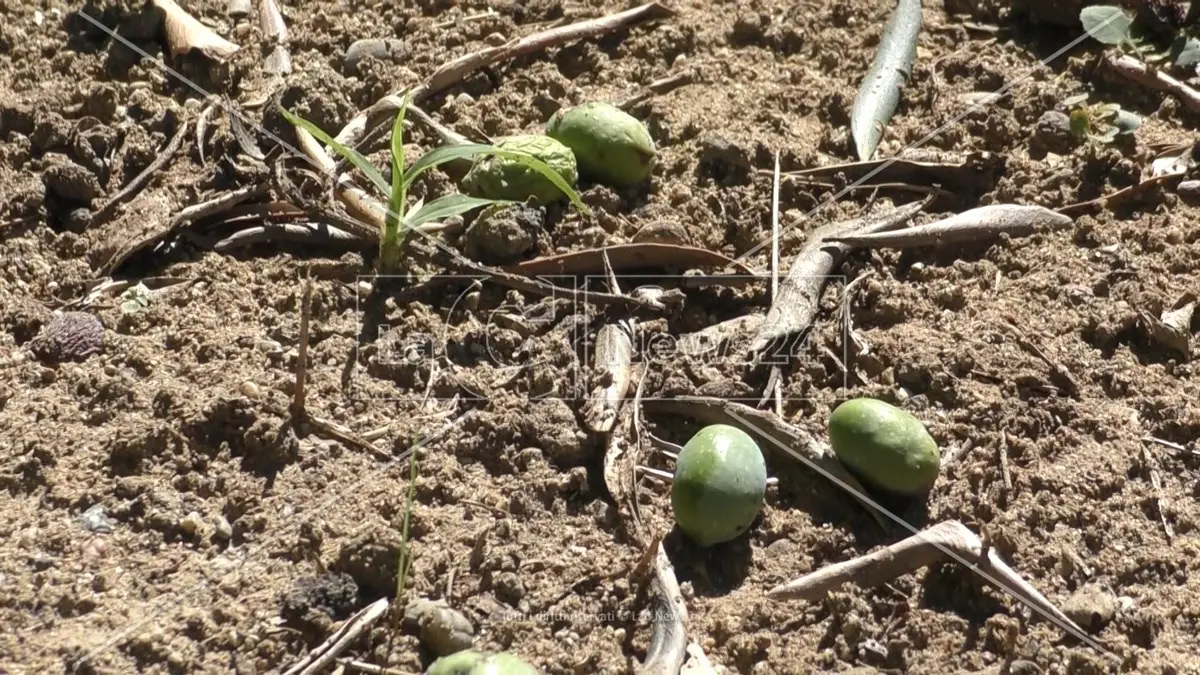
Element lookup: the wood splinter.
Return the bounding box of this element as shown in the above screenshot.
[767,520,1094,644]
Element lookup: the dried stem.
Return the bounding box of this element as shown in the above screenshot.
[91,121,190,227]
[334,2,673,148]
[767,521,1098,649]
[282,598,390,675]
[1107,53,1200,114]
[749,197,931,356]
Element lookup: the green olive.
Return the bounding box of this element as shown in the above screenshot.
[671,424,767,547]
[827,398,940,496]
[546,102,656,187]
[426,650,539,675]
[460,134,578,204]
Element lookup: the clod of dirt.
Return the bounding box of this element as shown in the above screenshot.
[1178,180,1200,203]
[697,135,753,184]
[633,220,691,245]
[29,311,104,363]
[404,598,476,656]
[280,572,361,627]
[41,154,101,205]
[1061,584,1119,633]
[1030,111,1074,156]
[463,204,545,265]
[332,523,403,597]
[521,398,587,465]
[343,38,404,73]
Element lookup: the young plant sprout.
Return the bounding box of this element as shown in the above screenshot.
[827,398,940,497]
[668,424,768,547]
[281,93,584,273]
[1062,93,1142,144]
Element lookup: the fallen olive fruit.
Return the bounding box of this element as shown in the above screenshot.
[460,134,578,204]
[671,424,767,547]
[827,398,940,496]
[546,102,656,187]
[426,650,539,675]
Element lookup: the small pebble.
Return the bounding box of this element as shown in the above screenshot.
[180,511,204,536]
[239,381,262,399]
[343,38,403,72]
[212,515,233,541]
[80,504,114,533]
[1177,179,1200,202]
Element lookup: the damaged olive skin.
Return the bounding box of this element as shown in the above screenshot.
[546,102,656,187]
[827,398,940,496]
[460,134,578,204]
[670,424,768,547]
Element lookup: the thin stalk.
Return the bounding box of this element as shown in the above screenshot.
[396,449,418,599]
[380,95,412,273]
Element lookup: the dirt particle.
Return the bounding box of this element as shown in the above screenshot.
[281,572,360,627]
[463,204,545,265]
[1030,111,1074,156]
[332,523,403,598]
[1061,584,1119,633]
[41,154,101,205]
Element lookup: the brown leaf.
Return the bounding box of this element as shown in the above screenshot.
[154,0,239,61]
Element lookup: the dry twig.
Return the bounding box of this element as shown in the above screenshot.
[1107,53,1200,114]
[91,121,190,227]
[282,598,389,675]
[292,269,312,421]
[749,197,931,358]
[334,3,673,148]
[767,521,1092,644]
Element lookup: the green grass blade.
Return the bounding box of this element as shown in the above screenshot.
[404,194,510,230]
[280,107,390,196]
[396,449,418,599]
[403,144,587,213]
[380,98,411,271]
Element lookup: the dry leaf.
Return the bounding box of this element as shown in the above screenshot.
[154,0,240,61]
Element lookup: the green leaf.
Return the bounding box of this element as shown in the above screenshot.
[380,94,412,271]
[404,144,587,212]
[850,0,921,161]
[280,107,390,196]
[404,194,511,229]
[1079,6,1134,45]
